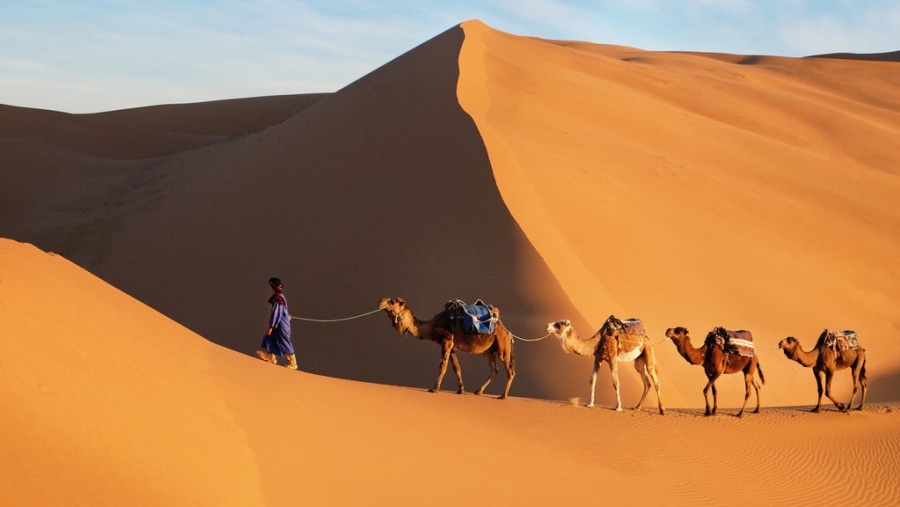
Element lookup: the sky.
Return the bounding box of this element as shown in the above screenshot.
[1,0,898,113]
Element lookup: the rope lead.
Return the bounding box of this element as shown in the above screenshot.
[291,308,382,323]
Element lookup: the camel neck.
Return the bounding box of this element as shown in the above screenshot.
[789,344,819,367]
[674,337,706,365]
[561,329,601,357]
[396,310,422,338]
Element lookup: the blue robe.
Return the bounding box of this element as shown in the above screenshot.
[260,292,294,356]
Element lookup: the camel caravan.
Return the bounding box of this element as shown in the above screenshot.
[375,297,869,416]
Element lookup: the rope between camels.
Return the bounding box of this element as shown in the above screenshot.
[510,332,552,342]
[291,308,382,323]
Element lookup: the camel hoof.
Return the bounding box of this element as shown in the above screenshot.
[811,407,821,413]
[736,412,745,419]
[586,403,595,408]
[474,390,485,396]
[428,388,438,393]
[614,407,623,412]
[497,395,507,400]
[659,409,666,416]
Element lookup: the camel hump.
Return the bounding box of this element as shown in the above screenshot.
[825,330,860,351]
[445,298,498,335]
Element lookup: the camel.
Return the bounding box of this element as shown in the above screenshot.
[778,331,868,412]
[665,326,765,417]
[546,316,665,414]
[378,297,516,399]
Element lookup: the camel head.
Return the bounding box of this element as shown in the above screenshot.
[778,336,800,358]
[378,297,414,333]
[547,319,577,350]
[665,326,690,343]
[546,319,573,337]
[378,297,404,313]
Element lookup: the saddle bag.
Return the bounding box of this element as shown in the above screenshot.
[826,330,860,351]
[445,299,498,335]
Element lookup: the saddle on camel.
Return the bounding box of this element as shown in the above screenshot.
[824,330,860,352]
[709,326,755,357]
[444,299,499,335]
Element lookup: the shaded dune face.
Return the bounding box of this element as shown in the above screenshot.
[0,26,589,401]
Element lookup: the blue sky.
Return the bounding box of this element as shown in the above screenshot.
[2,0,897,113]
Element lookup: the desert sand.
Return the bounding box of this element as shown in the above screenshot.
[2,19,899,506]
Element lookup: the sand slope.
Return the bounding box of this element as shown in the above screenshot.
[2,238,899,506]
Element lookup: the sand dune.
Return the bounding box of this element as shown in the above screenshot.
[2,18,900,505]
[2,238,898,505]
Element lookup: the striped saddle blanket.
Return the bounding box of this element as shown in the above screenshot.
[825,330,860,351]
[710,327,755,358]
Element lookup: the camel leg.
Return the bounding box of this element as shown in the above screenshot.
[812,369,825,413]
[476,351,498,396]
[499,350,515,400]
[703,374,720,416]
[752,376,762,413]
[846,365,862,412]
[631,357,651,411]
[736,373,752,418]
[587,357,601,408]
[823,370,846,411]
[449,350,465,394]
[430,343,453,393]
[610,360,623,412]
[648,363,665,415]
[857,367,868,411]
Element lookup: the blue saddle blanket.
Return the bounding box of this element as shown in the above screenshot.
[445,299,498,335]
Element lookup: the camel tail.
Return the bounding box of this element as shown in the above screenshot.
[757,362,766,385]
[860,359,868,388]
